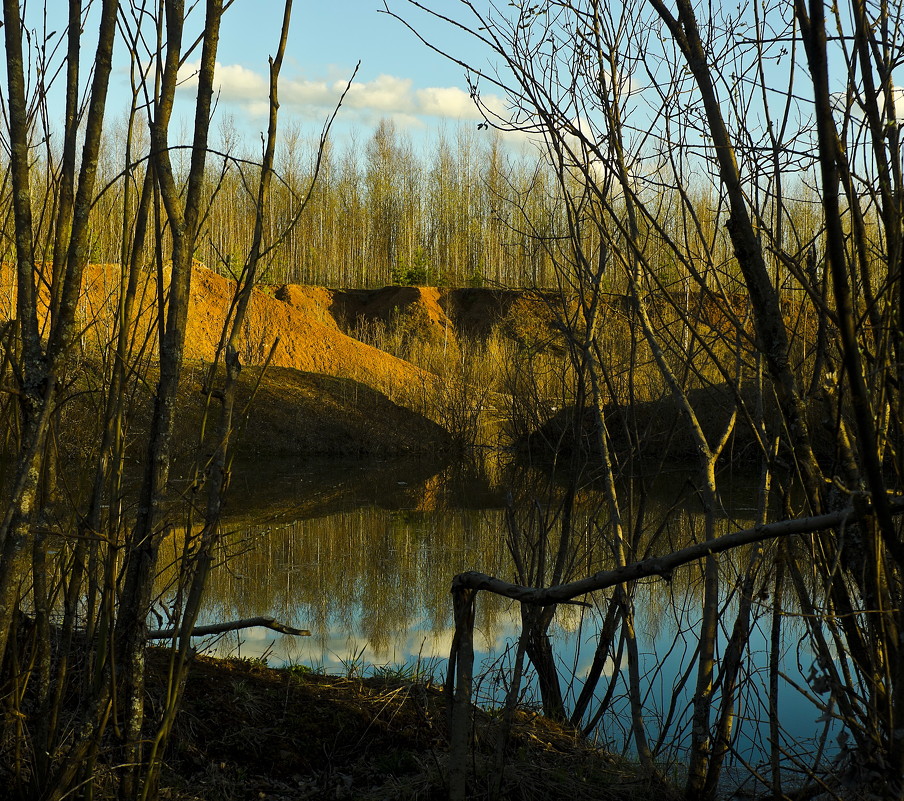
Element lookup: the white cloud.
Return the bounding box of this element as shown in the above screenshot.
[215,63,269,100]
[176,60,268,101]
[416,86,478,118]
[177,61,505,125]
[343,74,415,112]
[833,84,904,124]
[280,79,338,108]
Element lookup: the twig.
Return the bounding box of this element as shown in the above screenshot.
[147,616,310,640]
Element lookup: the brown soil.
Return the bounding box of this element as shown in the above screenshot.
[274,283,562,349]
[184,269,435,399]
[346,286,455,343]
[0,263,767,463]
[271,284,343,331]
[281,285,453,336]
[439,288,525,339]
[148,650,651,801]
[0,263,438,400]
[1,262,565,392]
[1,264,456,458]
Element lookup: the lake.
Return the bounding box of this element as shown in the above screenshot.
[182,455,837,787]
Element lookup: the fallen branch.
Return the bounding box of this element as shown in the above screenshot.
[452,496,904,604]
[147,616,311,640]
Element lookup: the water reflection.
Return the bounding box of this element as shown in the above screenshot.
[205,502,512,662]
[189,457,829,777]
[202,457,732,658]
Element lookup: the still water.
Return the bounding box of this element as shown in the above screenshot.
[187,456,834,780]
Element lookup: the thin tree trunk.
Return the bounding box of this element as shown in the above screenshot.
[0,0,119,670]
[114,3,222,796]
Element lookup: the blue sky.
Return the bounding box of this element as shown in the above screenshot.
[16,1,899,167]
[7,1,503,150]
[168,1,505,143]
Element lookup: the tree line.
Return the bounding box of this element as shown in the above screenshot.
[5,106,839,293]
[2,115,560,288]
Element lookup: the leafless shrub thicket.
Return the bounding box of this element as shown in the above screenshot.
[0,1,340,798]
[384,0,904,798]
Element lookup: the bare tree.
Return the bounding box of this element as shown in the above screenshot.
[386,0,904,797]
[0,2,334,798]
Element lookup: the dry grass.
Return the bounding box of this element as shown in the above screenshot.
[149,650,664,801]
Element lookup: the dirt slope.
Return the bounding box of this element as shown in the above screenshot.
[185,267,434,399]
[183,365,448,459]
[149,650,641,801]
[271,283,342,331]
[278,283,458,348]
[0,263,436,401]
[273,282,566,353]
[1,263,453,458]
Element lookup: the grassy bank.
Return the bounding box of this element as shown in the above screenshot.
[147,649,659,801]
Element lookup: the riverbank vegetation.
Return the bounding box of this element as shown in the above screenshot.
[151,649,652,801]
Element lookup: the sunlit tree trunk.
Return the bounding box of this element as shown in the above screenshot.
[114,3,223,796]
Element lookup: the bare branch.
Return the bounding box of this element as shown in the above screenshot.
[147,616,311,640]
[453,497,904,605]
